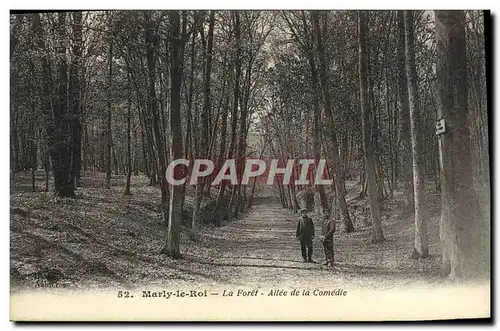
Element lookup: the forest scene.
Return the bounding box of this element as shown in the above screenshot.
[10,10,490,293]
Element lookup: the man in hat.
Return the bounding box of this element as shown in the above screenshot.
[320,210,336,267]
[321,197,339,267]
[296,208,315,263]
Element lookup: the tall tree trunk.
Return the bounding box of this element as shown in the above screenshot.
[311,11,354,232]
[405,10,429,258]
[136,98,150,178]
[213,83,231,224]
[145,12,170,224]
[397,11,414,212]
[306,40,329,213]
[435,10,488,280]
[180,17,197,212]
[124,75,132,196]
[106,22,113,189]
[358,11,384,243]
[221,11,241,221]
[163,10,184,259]
[10,15,22,176]
[192,11,215,233]
[28,64,37,192]
[69,12,83,189]
[233,14,248,220]
[53,12,74,197]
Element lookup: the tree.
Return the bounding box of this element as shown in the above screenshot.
[311,11,354,232]
[69,12,83,188]
[106,14,113,190]
[144,12,170,224]
[397,11,414,210]
[435,10,488,279]
[192,11,215,233]
[124,72,133,196]
[404,10,429,258]
[358,11,384,243]
[162,10,184,259]
[282,11,330,213]
[34,12,76,197]
[218,11,241,221]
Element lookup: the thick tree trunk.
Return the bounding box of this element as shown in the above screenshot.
[163,10,184,259]
[358,11,384,243]
[405,10,429,258]
[311,11,354,232]
[52,12,75,197]
[435,10,488,280]
[306,45,329,213]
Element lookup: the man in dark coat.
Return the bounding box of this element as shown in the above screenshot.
[320,211,336,267]
[296,208,315,263]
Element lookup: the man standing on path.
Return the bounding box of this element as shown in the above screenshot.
[321,197,340,267]
[296,208,315,263]
[320,210,336,267]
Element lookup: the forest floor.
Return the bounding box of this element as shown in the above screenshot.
[10,171,491,292]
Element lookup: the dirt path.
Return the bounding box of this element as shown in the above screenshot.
[198,198,329,287]
[185,196,444,291]
[11,174,448,292]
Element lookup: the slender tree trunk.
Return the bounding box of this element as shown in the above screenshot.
[222,11,241,221]
[137,101,150,178]
[287,186,294,210]
[397,11,414,212]
[192,11,215,233]
[106,24,113,189]
[124,76,132,196]
[10,16,22,176]
[144,12,170,224]
[180,18,197,212]
[435,10,488,280]
[28,70,37,192]
[358,11,384,243]
[311,11,354,232]
[70,12,83,189]
[405,10,429,258]
[279,181,287,208]
[163,10,184,259]
[233,20,249,220]
[133,119,139,176]
[248,140,267,208]
[213,78,231,223]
